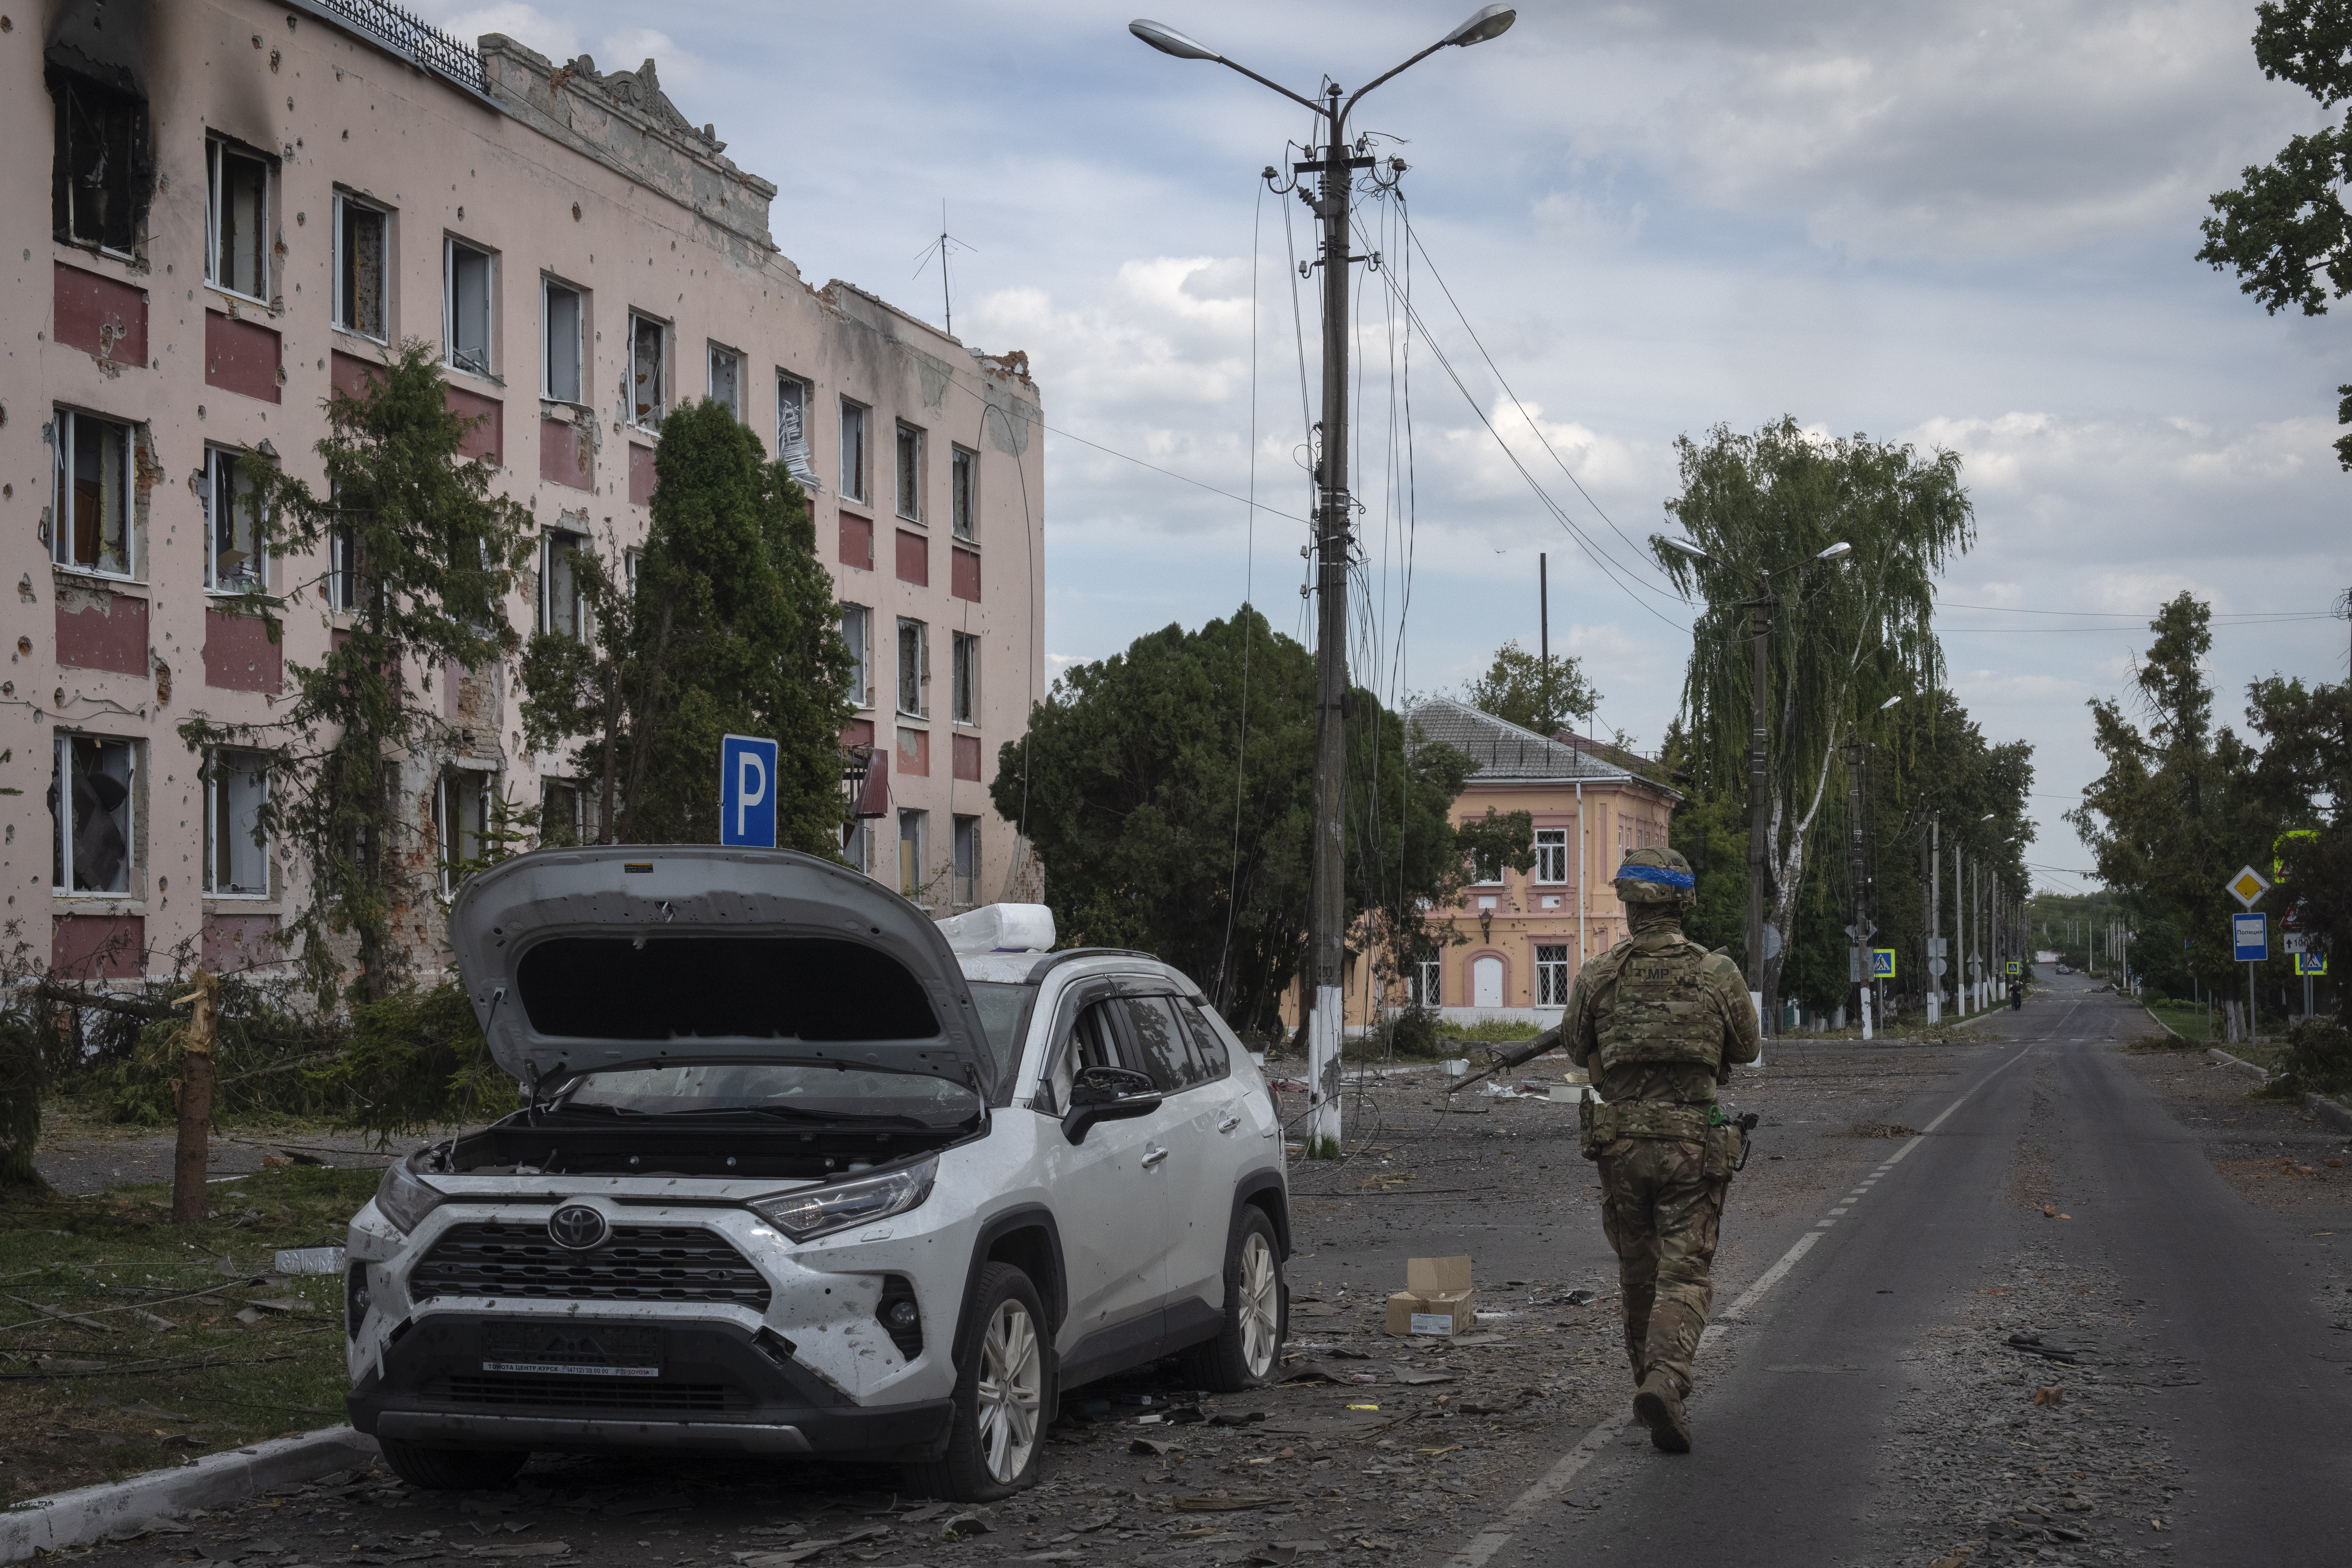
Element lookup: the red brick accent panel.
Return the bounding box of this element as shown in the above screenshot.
[203,913,279,972]
[839,512,873,571]
[629,443,657,506]
[204,310,281,403]
[951,546,980,602]
[330,349,386,403]
[954,733,983,782]
[895,530,928,587]
[444,383,503,465]
[53,914,145,980]
[897,726,929,777]
[53,262,147,366]
[541,417,592,490]
[842,718,876,747]
[54,586,149,675]
[204,606,284,692]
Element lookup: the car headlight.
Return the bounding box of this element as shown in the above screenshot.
[747,1157,937,1242]
[373,1153,447,1235]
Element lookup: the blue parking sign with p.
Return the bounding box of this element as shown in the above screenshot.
[721,734,778,848]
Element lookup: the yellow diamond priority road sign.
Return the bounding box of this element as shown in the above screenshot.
[2227,865,2270,909]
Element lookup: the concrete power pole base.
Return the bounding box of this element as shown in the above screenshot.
[1305,987,1344,1156]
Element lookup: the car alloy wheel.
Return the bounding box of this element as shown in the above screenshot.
[1238,1229,1279,1378]
[976,1295,1043,1483]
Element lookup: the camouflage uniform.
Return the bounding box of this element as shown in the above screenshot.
[1562,847,1760,1448]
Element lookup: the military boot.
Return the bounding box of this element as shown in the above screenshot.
[1632,1369,1691,1454]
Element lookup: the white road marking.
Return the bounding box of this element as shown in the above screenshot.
[1440,1032,2053,1568]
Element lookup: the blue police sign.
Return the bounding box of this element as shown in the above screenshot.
[2232,913,2266,963]
[720,734,778,848]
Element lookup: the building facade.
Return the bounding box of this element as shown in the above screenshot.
[13,0,1045,984]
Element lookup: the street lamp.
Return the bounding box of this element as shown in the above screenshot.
[1651,534,1851,1032]
[1135,7,1515,1155]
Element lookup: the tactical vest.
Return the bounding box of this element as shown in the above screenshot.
[1594,937,1723,1071]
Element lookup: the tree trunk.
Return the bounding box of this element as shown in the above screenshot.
[171,970,221,1226]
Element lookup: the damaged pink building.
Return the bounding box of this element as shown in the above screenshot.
[9,0,1047,983]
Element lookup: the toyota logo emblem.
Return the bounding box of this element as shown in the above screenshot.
[547,1204,609,1251]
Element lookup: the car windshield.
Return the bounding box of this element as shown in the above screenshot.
[559,1062,981,1125]
[967,982,1033,1087]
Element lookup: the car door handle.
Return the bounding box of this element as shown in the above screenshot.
[1217,1116,1242,1134]
[1140,1146,1170,1168]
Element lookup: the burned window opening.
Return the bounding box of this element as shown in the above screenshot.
[49,69,148,254]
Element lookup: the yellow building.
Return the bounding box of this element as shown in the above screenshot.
[1288,697,1683,1032]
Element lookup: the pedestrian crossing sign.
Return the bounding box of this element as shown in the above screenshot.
[2005,959,2021,976]
[1870,948,1895,979]
[2297,952,2329,977]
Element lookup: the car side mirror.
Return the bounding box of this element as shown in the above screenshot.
[1063,1065,1162,1145]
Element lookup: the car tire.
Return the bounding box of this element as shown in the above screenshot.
[907,1262,1051,1502]
[1181,1205,1285,1393]
[377,1438,530,1491]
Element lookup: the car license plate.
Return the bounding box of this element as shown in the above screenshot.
[481,1324,662,1378]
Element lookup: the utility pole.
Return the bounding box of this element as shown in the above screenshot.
[1748,570,1772,1032]
[1539,552,1550,730]
[1928,816,1942,1023]
[1845,733,1871,1038]
[1132,6,1518,1156]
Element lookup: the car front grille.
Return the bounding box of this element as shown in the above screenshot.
[441,1374,732,1413]
[412,1222,772,1308]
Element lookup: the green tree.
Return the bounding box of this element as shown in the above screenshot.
[994,607,1523,1037]
[2241,672,2351,1003]
[1459,640,1598,735]
[521,399,854,851]
[1655,416,1975,1023]
[177,340,533,1003]
[2198,0,2352,467]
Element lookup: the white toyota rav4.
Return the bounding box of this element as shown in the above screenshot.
[344,845,1290,1500]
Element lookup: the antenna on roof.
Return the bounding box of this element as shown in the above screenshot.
[912,199,978,337]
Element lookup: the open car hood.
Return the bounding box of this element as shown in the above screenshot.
[448,845,994,1100]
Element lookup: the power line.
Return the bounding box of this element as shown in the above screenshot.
[1041,422,1308,524]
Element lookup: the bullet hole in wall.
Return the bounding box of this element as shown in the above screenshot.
[457,207,464,220]
[342,130,349,139]
[573,203,582,221]
[296,212,305,226]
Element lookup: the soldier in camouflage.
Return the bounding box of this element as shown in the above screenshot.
[1561,845,1761,1452]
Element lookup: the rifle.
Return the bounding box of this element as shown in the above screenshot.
[1443,1025,1566,1098]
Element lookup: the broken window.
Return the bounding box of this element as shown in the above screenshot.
[204,748,269,898]
[50,732,135,895]
[708,343,742,420]
[334,194,387,340]
[629,313,666,427]
[444,238,493,376]
[542,278,583,403]
[539,779,585,848]
[842,604,872,707]
[1536,944,1572,1007]
[435,769,494,895]
[540,529,585,638]
[895,421,924,522]
[777,372,817,485]
[50,70,146,253]
[952,815,980,907]
[51,406,134,578]
[1534,827,1569,884]
[951,445,977,542]
[951,631,978,725]
[898,809,926,901]
[206,138,269,301]
[327,522,360,612]
[202,447,266,593]
[840,399,868,503]
[896,617,928,718]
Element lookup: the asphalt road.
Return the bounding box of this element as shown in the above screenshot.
[1466,972,2352,1566]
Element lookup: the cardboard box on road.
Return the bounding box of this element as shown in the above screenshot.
[1386,1256,1476,1336]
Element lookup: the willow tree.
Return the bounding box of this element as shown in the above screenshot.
[1655,416,1974,1019]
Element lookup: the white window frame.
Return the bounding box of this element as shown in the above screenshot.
[203,746,270,898]
[895,420,924,523]
[1536,944,1572,1007]
[708,342,743,420]
[542,276,584,404]
[842,604,872,709]
[1410,958,1440,1008]
[443,236,494,377]
[332,192,389,341]
[777,371,817,486]
[951,445,978,543]
[629,312,667,428]
[840,399,869,503]
[539,529,586,638]
[1534,827,1569,884]
[896,617,929,719]
[435,768,494,895]
[327,522,360,612]
[52,732,138,896]
[50,406,137,580]
[202,445,267,595]
[951,630,979,726]
[205,136,271,304]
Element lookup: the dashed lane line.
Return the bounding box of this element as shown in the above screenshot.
[1438,1028,2058,1568]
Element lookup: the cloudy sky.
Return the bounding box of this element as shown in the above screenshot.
[435,0,2352,893]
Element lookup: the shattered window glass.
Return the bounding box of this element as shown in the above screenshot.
[51,733,136,894]
[203,446,266,592]
[51,71,145,253]
[708,344,742,419]
[53,407,133,578]
[207,139,269,299]
[335,196,387,340]
[205,748,269,897]
[630,313,666,427]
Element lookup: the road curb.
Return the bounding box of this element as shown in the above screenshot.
[0,1425,378,1563]
[2206,1047,2270,1082]
[2142,1005,2182,1040]
[2305,1092,2352,1136]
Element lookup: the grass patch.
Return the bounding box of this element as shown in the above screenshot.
[0,1164,377,1503]
[2140,997,2219,1043]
